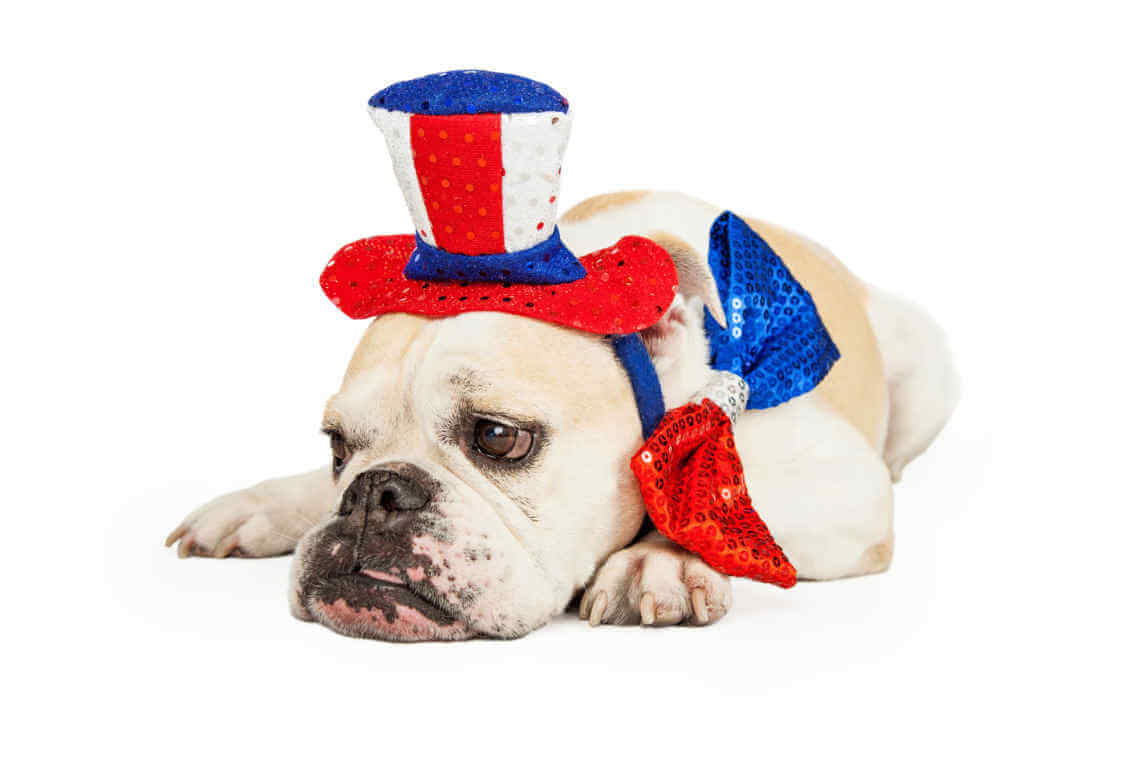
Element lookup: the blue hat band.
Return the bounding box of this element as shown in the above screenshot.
[404,227,587,285]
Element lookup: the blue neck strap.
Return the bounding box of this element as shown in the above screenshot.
[608,334,665,440]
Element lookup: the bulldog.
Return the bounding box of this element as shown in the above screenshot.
[165,190,958,641]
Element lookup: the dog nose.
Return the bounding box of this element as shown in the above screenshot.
[338,466,432,517]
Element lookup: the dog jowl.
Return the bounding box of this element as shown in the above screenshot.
[292,463,481,641]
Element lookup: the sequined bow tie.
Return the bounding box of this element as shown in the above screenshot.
[629,212,840,587]
[704,212,840,410]
[631,392,797,587]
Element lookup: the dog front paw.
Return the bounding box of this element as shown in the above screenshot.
[165,489,304,559]
[578,534,731,627]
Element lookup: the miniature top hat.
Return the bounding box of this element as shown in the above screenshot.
[370,70,579,283]
[320,70,678,334]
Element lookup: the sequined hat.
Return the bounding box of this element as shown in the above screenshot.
[320,70,678,334]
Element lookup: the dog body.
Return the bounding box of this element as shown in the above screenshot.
[168,191,958,640]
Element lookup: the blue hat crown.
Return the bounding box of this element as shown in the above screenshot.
[369,70,569,116]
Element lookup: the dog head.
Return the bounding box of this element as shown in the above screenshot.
[292,237,721,641]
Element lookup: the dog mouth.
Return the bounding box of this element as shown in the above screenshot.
[302,567,474,642]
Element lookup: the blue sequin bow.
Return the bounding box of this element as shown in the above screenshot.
[703,212,840,410]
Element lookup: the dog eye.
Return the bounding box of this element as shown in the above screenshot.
[473,419,534,461]
[328,431,351,475]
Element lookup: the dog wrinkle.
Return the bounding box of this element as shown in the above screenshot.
[433,468,552,589]
[511,494,539,523]
[446,368,490,394]
[470,463,542,522]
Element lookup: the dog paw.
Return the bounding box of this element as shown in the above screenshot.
[164,489,304,559]
[578,534,731,627]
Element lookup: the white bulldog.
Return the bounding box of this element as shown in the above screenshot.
[166,190,958,641]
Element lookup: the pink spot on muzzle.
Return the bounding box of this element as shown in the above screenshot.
[361,569,403,585]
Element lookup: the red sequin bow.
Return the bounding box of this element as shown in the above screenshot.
[630,399,797,587]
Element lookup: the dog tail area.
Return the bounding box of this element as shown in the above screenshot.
[866,286,960,482]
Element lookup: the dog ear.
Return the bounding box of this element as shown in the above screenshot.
[635,232,725,403]
[646,231,726,328]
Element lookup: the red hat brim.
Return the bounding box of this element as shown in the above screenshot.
[320,234,678,334]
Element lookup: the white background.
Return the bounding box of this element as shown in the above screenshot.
[3,1,1137,757]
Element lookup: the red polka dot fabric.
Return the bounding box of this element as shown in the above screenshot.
[320,234,679,334]
[411,114,505,253]
[631,399,797,587]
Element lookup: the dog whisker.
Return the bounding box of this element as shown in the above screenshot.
[267,528,306,544]
[291,511,324,530]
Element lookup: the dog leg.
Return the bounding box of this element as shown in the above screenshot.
[736,393,895,580]
[578,532,732,626]
[165,467,335,558]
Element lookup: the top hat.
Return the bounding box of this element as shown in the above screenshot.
[320,70,678,334]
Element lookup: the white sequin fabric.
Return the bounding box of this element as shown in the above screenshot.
[695,371,750,425]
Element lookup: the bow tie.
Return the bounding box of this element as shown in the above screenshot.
[632,396,797,587]
[630,212,839,587]
[704,212,840,410]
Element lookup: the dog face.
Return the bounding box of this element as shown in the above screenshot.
[291,311,653,640]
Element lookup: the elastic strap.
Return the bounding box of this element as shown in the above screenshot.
[608,334,665,440]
